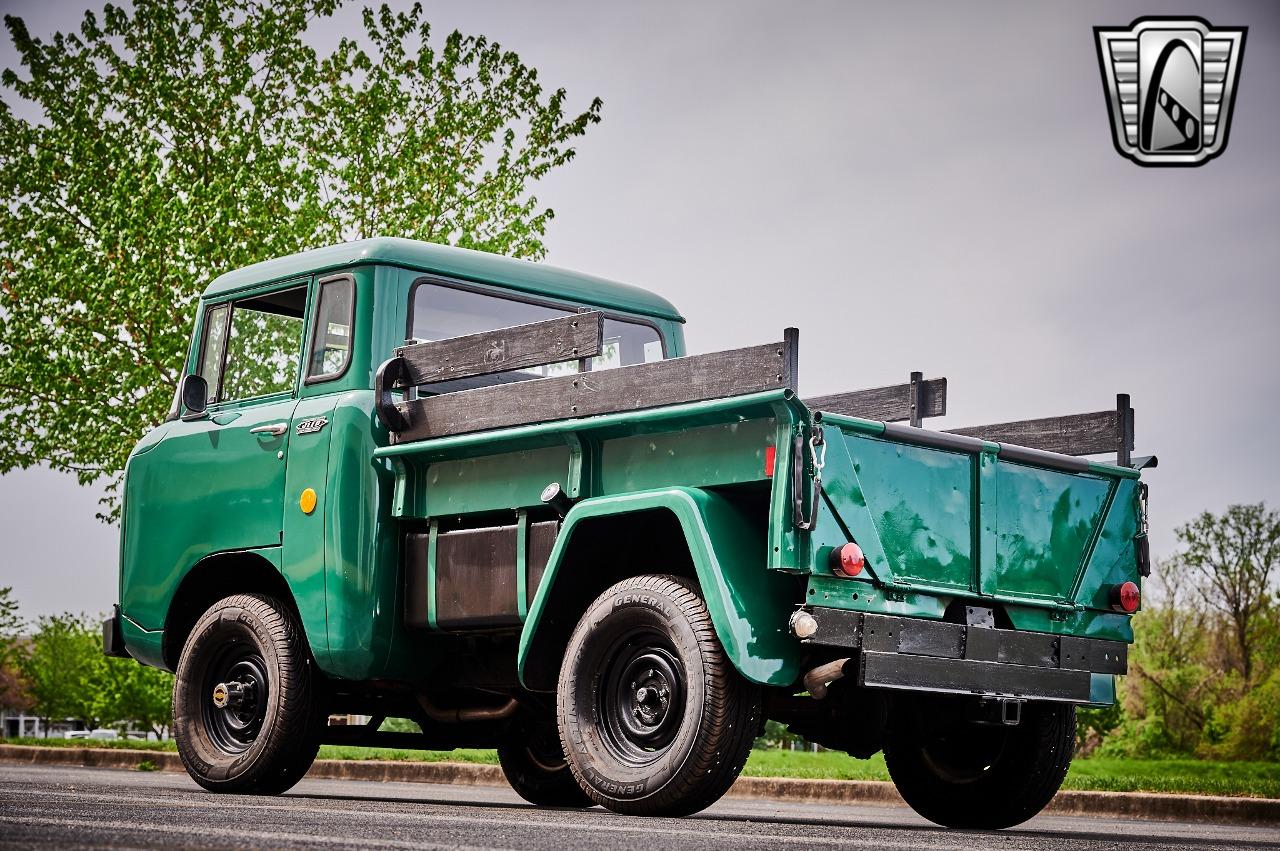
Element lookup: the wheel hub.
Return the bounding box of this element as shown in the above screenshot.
[630,670,672,727]
[201,649,269,755]
[211,679,254,710]
[600,633,687,764]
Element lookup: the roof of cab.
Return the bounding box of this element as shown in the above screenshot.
[202,237,684,322]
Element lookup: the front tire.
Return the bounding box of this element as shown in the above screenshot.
[173,593,323,795]
[884,697,1076,829]
[557,575,762,817]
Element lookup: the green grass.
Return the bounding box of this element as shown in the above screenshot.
[1062,757,1280,798]
[316,746,498,764]
[3,736,179,752]
[0,736,495,764]
[5,738,1275,798]
[744,749,891,781]
[743,751,1280,798]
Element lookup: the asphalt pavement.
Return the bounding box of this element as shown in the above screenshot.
[0,763,1276,850]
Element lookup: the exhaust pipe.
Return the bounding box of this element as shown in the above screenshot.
[416,694,519,723]
[803,658,851,700]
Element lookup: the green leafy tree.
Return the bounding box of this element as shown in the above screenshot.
[20,610,175,735]
[21,612,108,731]
[1099,505,1280,760]
[0,0,601,520]
[0,587,33,715]
[103,659,173,739]
[0,586,22,668]
[0,0,335,519]
[1176,502,1279,683]
[305,3,601,255]
[1074,702,1122,756]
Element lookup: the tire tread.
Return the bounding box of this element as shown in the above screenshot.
[173,593,322,795]
[558,574,761,816]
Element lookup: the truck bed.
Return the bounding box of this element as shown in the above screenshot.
[372,317,1149,698]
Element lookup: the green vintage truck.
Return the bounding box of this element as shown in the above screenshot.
[106,237,1153,828]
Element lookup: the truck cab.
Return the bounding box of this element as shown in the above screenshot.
[109,238,1151,828]
[115,238,682,677]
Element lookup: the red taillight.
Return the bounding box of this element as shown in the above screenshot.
[830,542,865,577]
[764,445,776,477]
[1111,581,1140,613]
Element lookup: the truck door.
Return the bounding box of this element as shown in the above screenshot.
[183,283,311,550]
[120,282,311,629]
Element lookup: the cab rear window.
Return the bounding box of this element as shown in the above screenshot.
[408,282,664,392]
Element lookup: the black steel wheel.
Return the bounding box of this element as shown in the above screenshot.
[173,593,323,795]
[884,697,1076,829]
[497,709,592,808]
[202,647,270,755]
[557,575,761,817]
[598,630,686,764]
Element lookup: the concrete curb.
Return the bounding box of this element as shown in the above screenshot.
[2,744,1276,827]
[0,744,184,773]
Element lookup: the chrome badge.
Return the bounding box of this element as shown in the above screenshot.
[295,417,328,435]
[1095,17,1246,166]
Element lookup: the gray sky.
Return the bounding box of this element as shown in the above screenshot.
[1,1,1278,619]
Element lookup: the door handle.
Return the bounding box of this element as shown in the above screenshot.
[249,423,289,437]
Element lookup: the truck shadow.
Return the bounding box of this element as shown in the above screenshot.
[280,792,1272,849]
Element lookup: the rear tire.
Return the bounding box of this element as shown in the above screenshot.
[884,698,1076,829]
[498,710,593,808]
[557,574,762,817]
[172,593,323,795]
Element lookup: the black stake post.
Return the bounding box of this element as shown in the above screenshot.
[909,371,924,428]
[782,327,800,393]
[1117,394,1134,468]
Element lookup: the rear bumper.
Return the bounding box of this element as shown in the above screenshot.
[801,607,1127,704]
[102,605,131,659]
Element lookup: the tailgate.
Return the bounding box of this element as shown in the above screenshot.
[812,415,1146,614]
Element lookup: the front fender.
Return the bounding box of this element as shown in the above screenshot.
[518,486,802,690]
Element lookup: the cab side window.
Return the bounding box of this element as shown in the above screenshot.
[200,286,307,403]
[198,304,230,400]
[306,276,355,381]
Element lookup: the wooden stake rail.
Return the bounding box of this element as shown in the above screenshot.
[395,311,604,385]
[378,326,798,443]
[808,372,947,427]
[945,395,1136,467]
[374,317,1137,465]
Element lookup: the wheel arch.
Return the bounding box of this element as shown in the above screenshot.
[162,549,321,672]
[518,487,802,691]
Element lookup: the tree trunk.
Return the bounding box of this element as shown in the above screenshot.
[1236,617,1252,683]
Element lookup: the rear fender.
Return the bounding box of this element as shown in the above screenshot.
[518,486,802,691]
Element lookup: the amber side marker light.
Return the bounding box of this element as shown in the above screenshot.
[829,542,865,578]
[1111,581,1141,613]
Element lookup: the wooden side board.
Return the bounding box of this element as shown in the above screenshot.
[946,395,1135,465]
[395,312,603,385]
[390,330,799,442]
[807,374,947,425]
